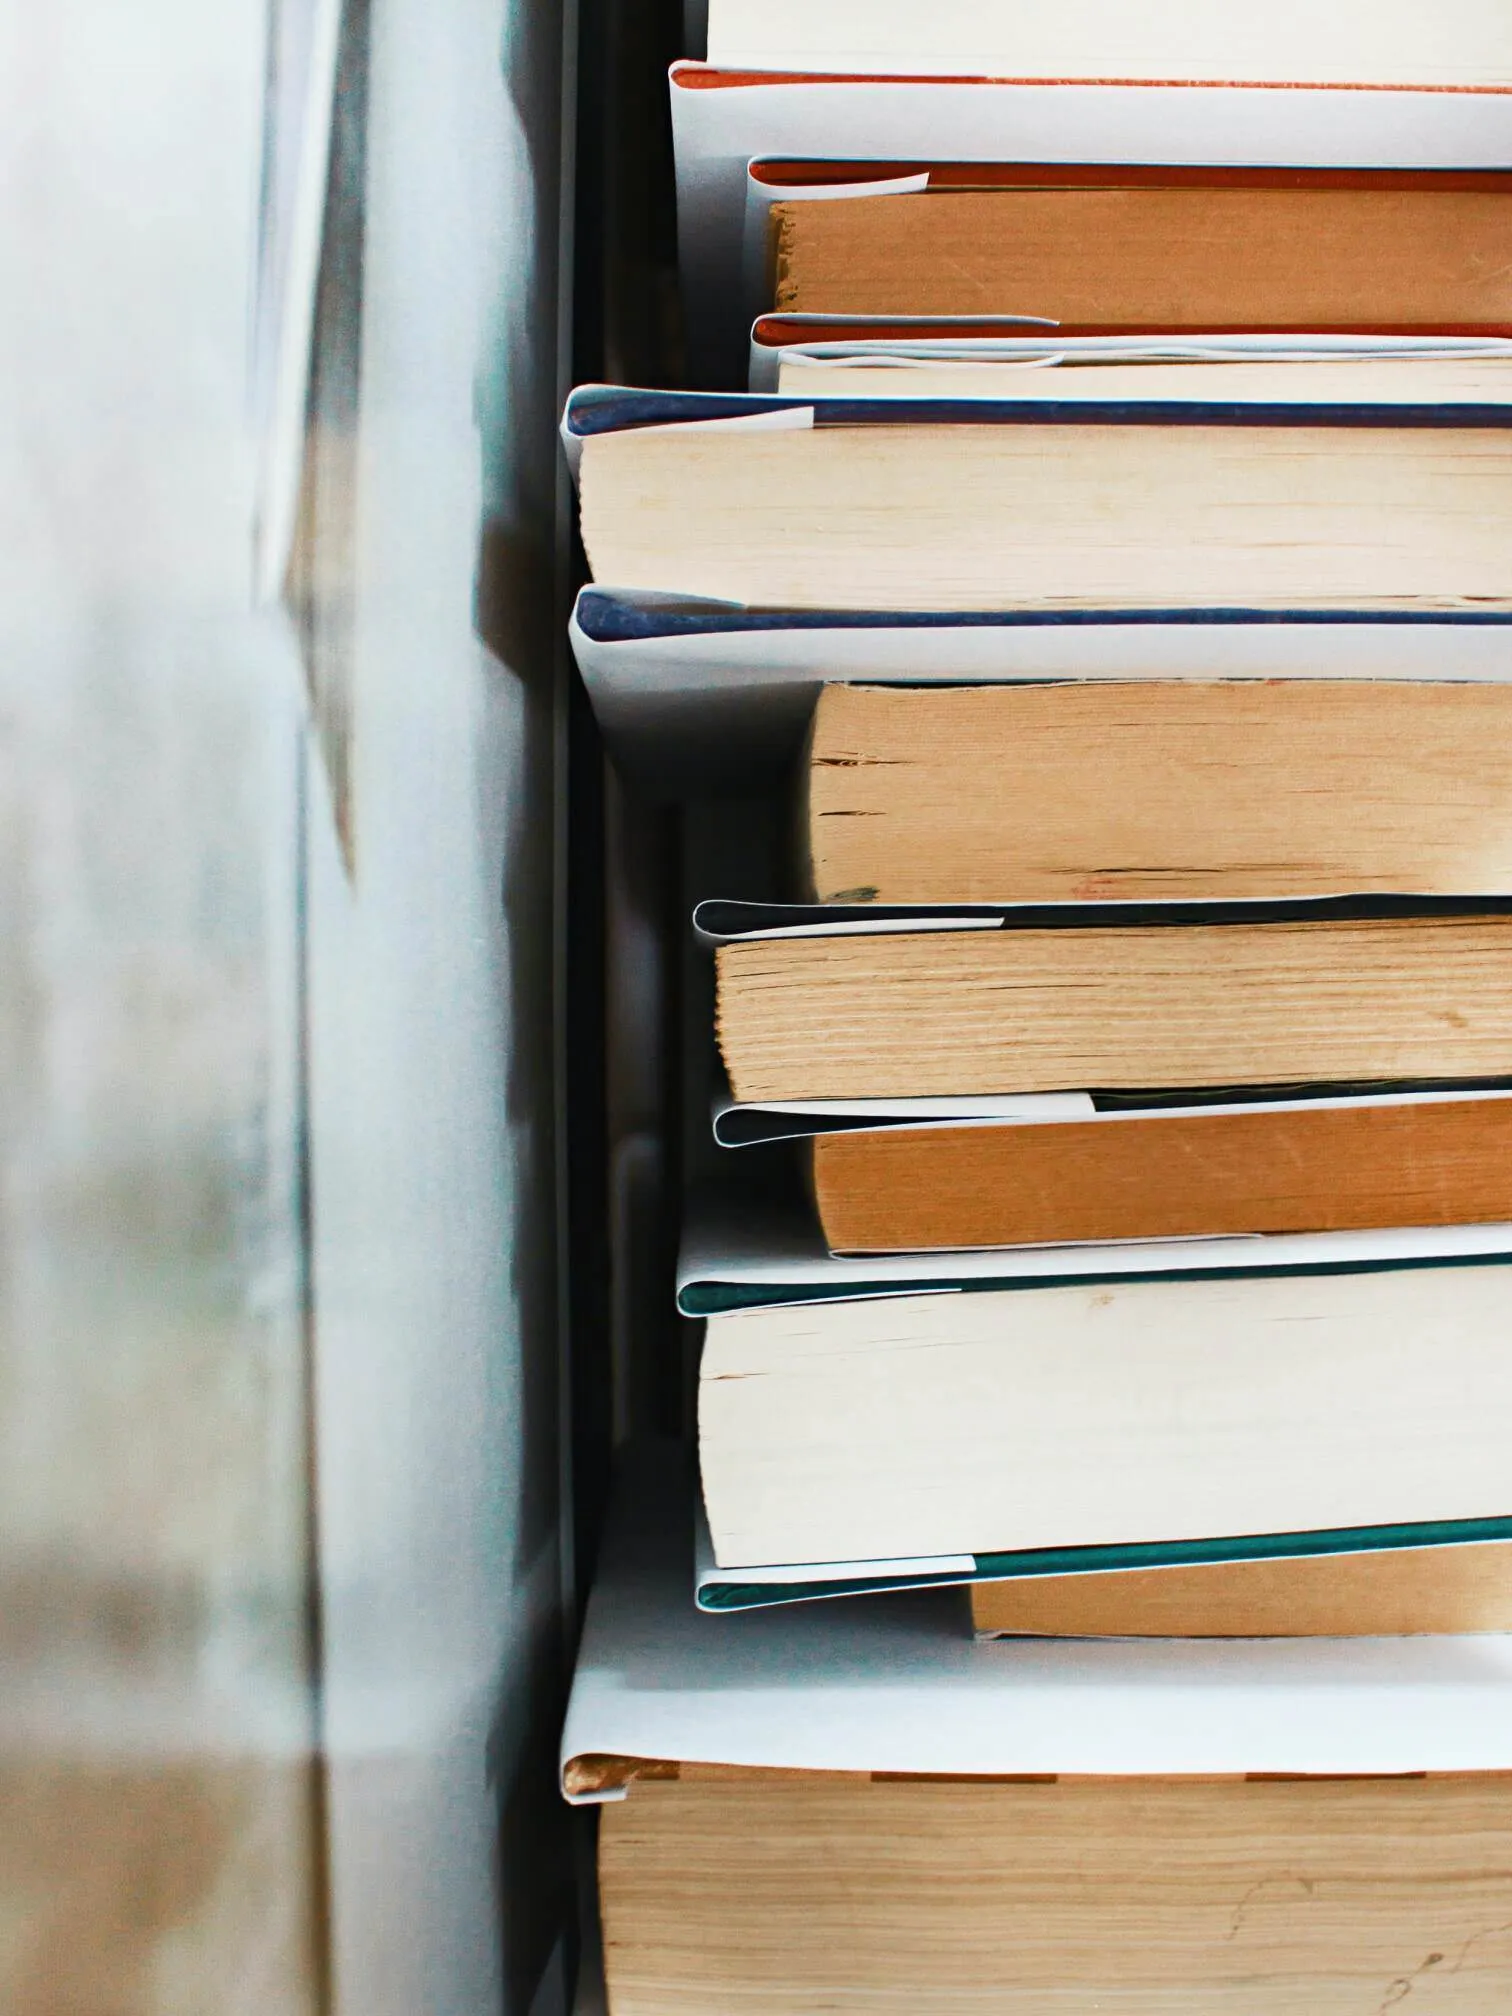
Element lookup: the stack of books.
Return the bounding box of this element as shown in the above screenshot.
[562,10,1512,2010]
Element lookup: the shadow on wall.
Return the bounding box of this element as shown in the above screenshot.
[477,0,579,2008]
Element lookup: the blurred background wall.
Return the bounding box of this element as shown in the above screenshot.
[301,0,572,2009]
[0,2,318,2010]
[0,0,570,2008]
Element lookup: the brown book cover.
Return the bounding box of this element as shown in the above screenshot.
[772,184,1512,325]
[969,1543,1512,1639]
[809,1099,1512,1251]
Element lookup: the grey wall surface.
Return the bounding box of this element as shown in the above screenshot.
[303,0,573,2011]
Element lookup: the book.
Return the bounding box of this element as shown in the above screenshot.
[567,585,1512,796]
[579,1476,1512,2003]
[600,1768,1512,2014]
[713,907,1512,1103]
[696,1260,1512,1573]
[704,0,1512,86]
[575,397,1512,613]
[969,1544,1512,1638]
[771,183,1512,327]
[801,681,1512,905]
[742,160,1512,350]
[808,1098,1512,1253]
[668,67,1512,381]
[562,1446,1512,1784]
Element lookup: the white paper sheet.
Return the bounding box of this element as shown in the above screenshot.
[560,1452,1512,1801]
[671,65,1512,377]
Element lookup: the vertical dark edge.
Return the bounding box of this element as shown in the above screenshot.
[559,0,689,2004]
[554,0,583,1656]
[562,0,612,1618]
[292,699,335,2016]
[286,0,374,2005]
[556,0,608,2004]
[563,0,690,1543]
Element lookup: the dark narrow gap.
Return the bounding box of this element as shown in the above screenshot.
[564,0,688,1589]
[559,7,689,2007]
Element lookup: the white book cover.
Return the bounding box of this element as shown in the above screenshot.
[675,1193,1512,1317]
[568,584,1512,792]
[752,326,1512,398]
[703,0,1512,87]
